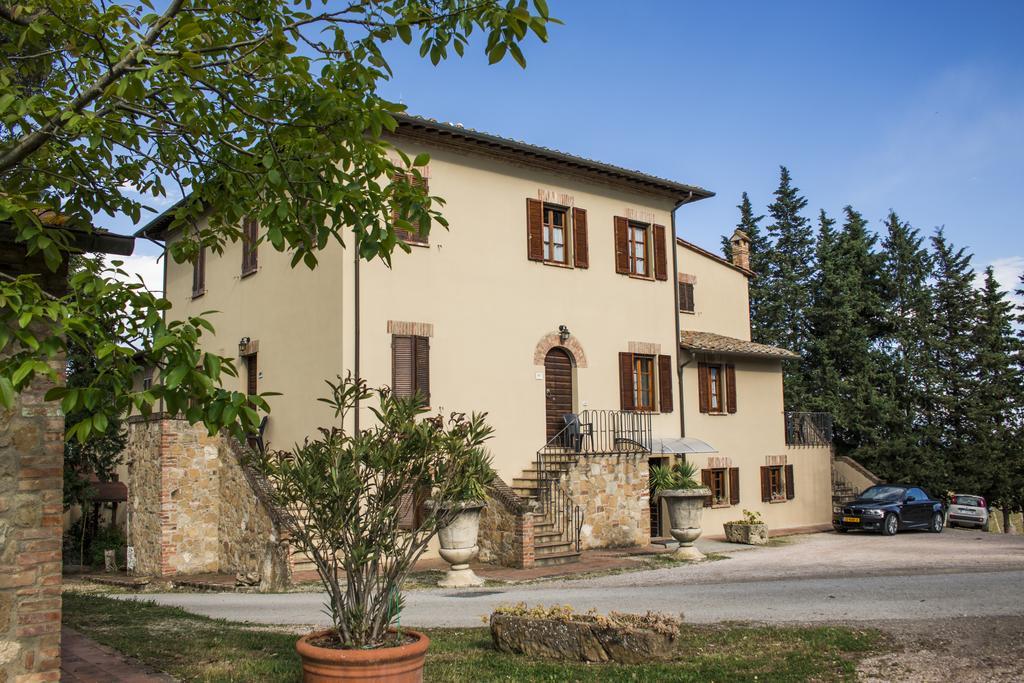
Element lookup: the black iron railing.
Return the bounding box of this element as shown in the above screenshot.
[533,410,654,553]
[785,412,833,447]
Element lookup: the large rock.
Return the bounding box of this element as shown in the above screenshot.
[490,613,677,664]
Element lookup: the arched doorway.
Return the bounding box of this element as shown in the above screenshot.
[544,347,574,441]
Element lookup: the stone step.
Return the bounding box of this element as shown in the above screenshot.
[533,550,581,567]
[534,530,567,543]
[511,486,539,499]
[535,540,575,555]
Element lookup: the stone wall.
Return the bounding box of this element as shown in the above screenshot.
[478,479,535,568]
[0,361,64,682]
[565,453,650,550]
[124,416,288,588]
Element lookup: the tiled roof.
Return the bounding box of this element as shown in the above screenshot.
[680,331,800,359]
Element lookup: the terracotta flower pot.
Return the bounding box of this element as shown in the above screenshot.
[295,628,430,682]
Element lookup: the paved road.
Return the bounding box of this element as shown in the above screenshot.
[118,529,1024,628]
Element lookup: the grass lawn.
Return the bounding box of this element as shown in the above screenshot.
[63,591,886,682]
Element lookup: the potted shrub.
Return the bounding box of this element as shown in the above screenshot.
[651,460,711,560]
[429,448,495,587]
[723,509,769,545]
[250,376,494,682]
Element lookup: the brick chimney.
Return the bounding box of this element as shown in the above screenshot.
[730,229,751,270]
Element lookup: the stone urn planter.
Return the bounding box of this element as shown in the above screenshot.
[295,628,429,682]
[723,521,768,545]
[658,488,712,560]
[434,501,485,588]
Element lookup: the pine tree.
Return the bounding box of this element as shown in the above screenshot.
[924,229,982,495]
[723,192,770,339]
[759,167,816,407]
[803,207,887,457]
[970,268,1023,529]
[874,212,935,482]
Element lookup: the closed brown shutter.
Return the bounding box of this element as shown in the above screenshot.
[614,217,629,274]
[242,217,258,275]
[697,363,710,413]
[572,207,589,268]
[397,491,416,530]
[657,354,673,413]
[726,364,737,414]
[526,198,544,261]
[618,352,635,411]
[729,467,740,505]
[785,464,795,500]
[391,335,415,398]
[653,224,668,280]
[246,354,258,396]
[392,174,429,245]
[414,336,430,406]
[761,466,771,502]
[192,246,206,297]
[679,282,694,312]
[701,468,712,507]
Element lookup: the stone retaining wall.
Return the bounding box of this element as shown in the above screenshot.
[478,479,534,568]
[565,453,650,550]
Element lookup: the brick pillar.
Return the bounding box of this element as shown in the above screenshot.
[516,511,535,569]
[0,359,65,682]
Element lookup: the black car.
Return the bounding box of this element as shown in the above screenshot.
[832,485,945,536]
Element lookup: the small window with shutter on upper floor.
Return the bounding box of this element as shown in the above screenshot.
[614,217,667,280]
[697,362,737,414]
[391,173,430,246]
[679,281,695,313]
[526,198,589,268]
[392,334,430,406]
[241,216,259,276]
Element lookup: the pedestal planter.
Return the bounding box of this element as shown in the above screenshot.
[658,488,711,560]
[295,629,429,682]
[435,501,485,587]
[723,522,768,545]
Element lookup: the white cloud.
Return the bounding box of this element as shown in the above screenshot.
[990,256,1024,308]
[109,253,164,296]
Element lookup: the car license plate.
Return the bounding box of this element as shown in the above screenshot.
[843,516,860,523]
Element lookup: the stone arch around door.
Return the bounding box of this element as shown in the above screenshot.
[532,332,588,368]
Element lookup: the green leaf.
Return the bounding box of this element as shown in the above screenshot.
[487,42,507,65]
[0,377,14,408]
[413,153,430,167]
[396,23,412,44]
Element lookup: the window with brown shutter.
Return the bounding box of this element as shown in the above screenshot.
[760,466,770,502]
[614,216,629,274]
[192,246,206,298]
[633,355,655,411]
[729,467,740,505]
[572,207,589,268]
[392,173,429,246]
[241,216,258,276]
[679,281,695,312]
[762,465,786,502]
[627,221,649,276]
[785,464,795,500]
[246,354,258,397]
[701,468,713,507]
[697,363,710,413]
[653,224,667,280]
[618,352,635,411]
[541,204,569,264]
[392,335,430,405]
[526,198,544,261]
[726,364,737,414]
[397,485,429,531]
[657,354,673,413]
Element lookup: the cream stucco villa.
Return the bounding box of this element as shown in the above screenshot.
[124,115,833,580]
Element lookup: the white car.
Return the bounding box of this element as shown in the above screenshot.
[947,494,989,529]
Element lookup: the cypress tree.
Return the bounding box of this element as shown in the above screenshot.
[723,192,770,339]
[874,212,934,482]
[760,167,816,408]
[803,207,887,457]
[971,268,1023,529]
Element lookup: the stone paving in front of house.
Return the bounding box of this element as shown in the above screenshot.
[60,627,176,683]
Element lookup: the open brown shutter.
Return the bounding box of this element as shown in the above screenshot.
[761,466,771,502]
[414,336,430,406]
[785,464,795,500]
[192,246,205,296]
[572,207,589,268]
[618,352,635,411]
[241,217,257,275]
[526,198,544,261]
[726,364,737,414]
[614,217,629,274]
[653,224,668,280]
[657,354,673,413]
[697,363,710,413]
[729,467,740,505]
[701,468,713,507]
[391,335,414,398]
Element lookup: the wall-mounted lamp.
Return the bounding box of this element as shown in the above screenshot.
[238,336,251,349]
[558,324,570,344]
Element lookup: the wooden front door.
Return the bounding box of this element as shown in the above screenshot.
[544,347,574,441]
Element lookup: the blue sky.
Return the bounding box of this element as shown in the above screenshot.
[121,1,1024,299]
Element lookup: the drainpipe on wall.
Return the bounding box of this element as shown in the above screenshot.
[670,192,693,437]
[353,243,361,434]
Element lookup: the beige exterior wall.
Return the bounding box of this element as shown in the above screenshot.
[163,137,681,485]
[677,241,751,340]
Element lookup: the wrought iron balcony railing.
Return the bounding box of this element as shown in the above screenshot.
[785,411,833,447]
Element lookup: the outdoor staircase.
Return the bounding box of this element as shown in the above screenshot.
[831,470,860,507]
[511,452,583,567]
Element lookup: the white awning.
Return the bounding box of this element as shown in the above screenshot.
[648,436,718,455]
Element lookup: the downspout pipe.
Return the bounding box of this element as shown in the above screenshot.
[353,244,361,434]
[670,191,694,437]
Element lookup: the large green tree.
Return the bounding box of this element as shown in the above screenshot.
[722,191,771,338]
[0,0,555,440]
